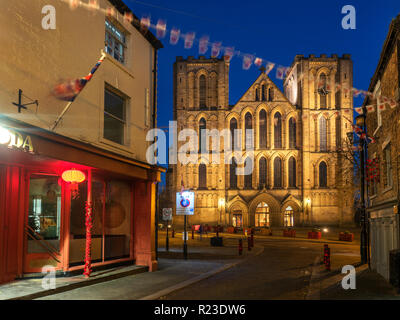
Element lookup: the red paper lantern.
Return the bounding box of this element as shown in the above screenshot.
[62,169,86,184]
[62,169,86,199]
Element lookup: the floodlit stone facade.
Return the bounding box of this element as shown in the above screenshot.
[166,54,354,228]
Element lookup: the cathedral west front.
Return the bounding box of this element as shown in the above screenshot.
[165,53,355,228]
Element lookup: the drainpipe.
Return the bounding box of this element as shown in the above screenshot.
[152,48,159,261]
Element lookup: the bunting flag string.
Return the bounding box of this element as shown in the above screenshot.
[60,0,399,113]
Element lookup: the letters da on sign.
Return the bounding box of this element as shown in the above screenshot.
[0,126,34,152]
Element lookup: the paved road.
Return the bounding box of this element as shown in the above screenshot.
[162,239,359,300]
[38,238,359,300]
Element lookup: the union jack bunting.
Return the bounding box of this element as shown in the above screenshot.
[52,54,106,102]
[242,54,254,70]
[105,6,116,18]
[123,12,133,24]
[211,42,222,58]
[355,107,363,114]
[224,47,235,62]
[199,36,209,55]
[170,28,180,45]
[184,32,195,49]
[254,58,263,67]
[265,62,275,75]
[140,16,151,31]
[156,19,167,38]
[366,105,375,113]
[69,0,80,10]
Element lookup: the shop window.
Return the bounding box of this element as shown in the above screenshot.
[27,175,61,253]
[255,202,270,227]
[105,181,131,261]
[104,87,127,145]
[105,20,126,64]
[69,179,132,266]
[284,206,294,227]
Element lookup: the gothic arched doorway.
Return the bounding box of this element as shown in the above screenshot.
[284,206,294,227]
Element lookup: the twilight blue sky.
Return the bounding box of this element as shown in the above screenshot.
[124,0,400,130]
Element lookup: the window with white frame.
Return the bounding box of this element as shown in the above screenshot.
[104,86,127,145]
[105,20,126,64]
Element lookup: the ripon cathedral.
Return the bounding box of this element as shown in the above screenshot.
[163,53,355,228]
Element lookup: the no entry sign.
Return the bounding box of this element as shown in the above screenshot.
[176,191,195,215]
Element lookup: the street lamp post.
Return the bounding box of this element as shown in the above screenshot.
[355,115,368,264]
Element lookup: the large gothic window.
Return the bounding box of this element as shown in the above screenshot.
[259,157,267,187]
[230,118,238,150]
[288,157,296,188]
[230,158,238,189]
[199,75,207,109]
[244,157,253,189]
[198,164,207,189]
[274,112,282,149]
[199,118,207,153]
[274,157,282,188]
[319,116,327,152]
[289,117,296,149]
[319,161,328,188]
[259,110,267,149]
[319,73,327,108]
[245,113,253,149]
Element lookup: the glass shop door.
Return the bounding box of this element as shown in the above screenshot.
[24,174,63,273]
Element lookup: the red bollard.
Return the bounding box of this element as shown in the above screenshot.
[172,229,175,238]
[325,248,331,271]
[192,229,194,240]
[323,244,329,265]
[238,239,243,255]
[247,237,251,251]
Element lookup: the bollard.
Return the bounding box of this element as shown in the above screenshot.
[247,237,251,251]
[192,229,194,240]
[172,229,175,238]
[323,244,329,265]
[250,234,254,248]
[325,248,331,271]
[238,239,243,255]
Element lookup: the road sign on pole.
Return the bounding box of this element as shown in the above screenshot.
[162,208,172,221]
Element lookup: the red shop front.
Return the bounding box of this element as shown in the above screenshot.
[0,116,162,284]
